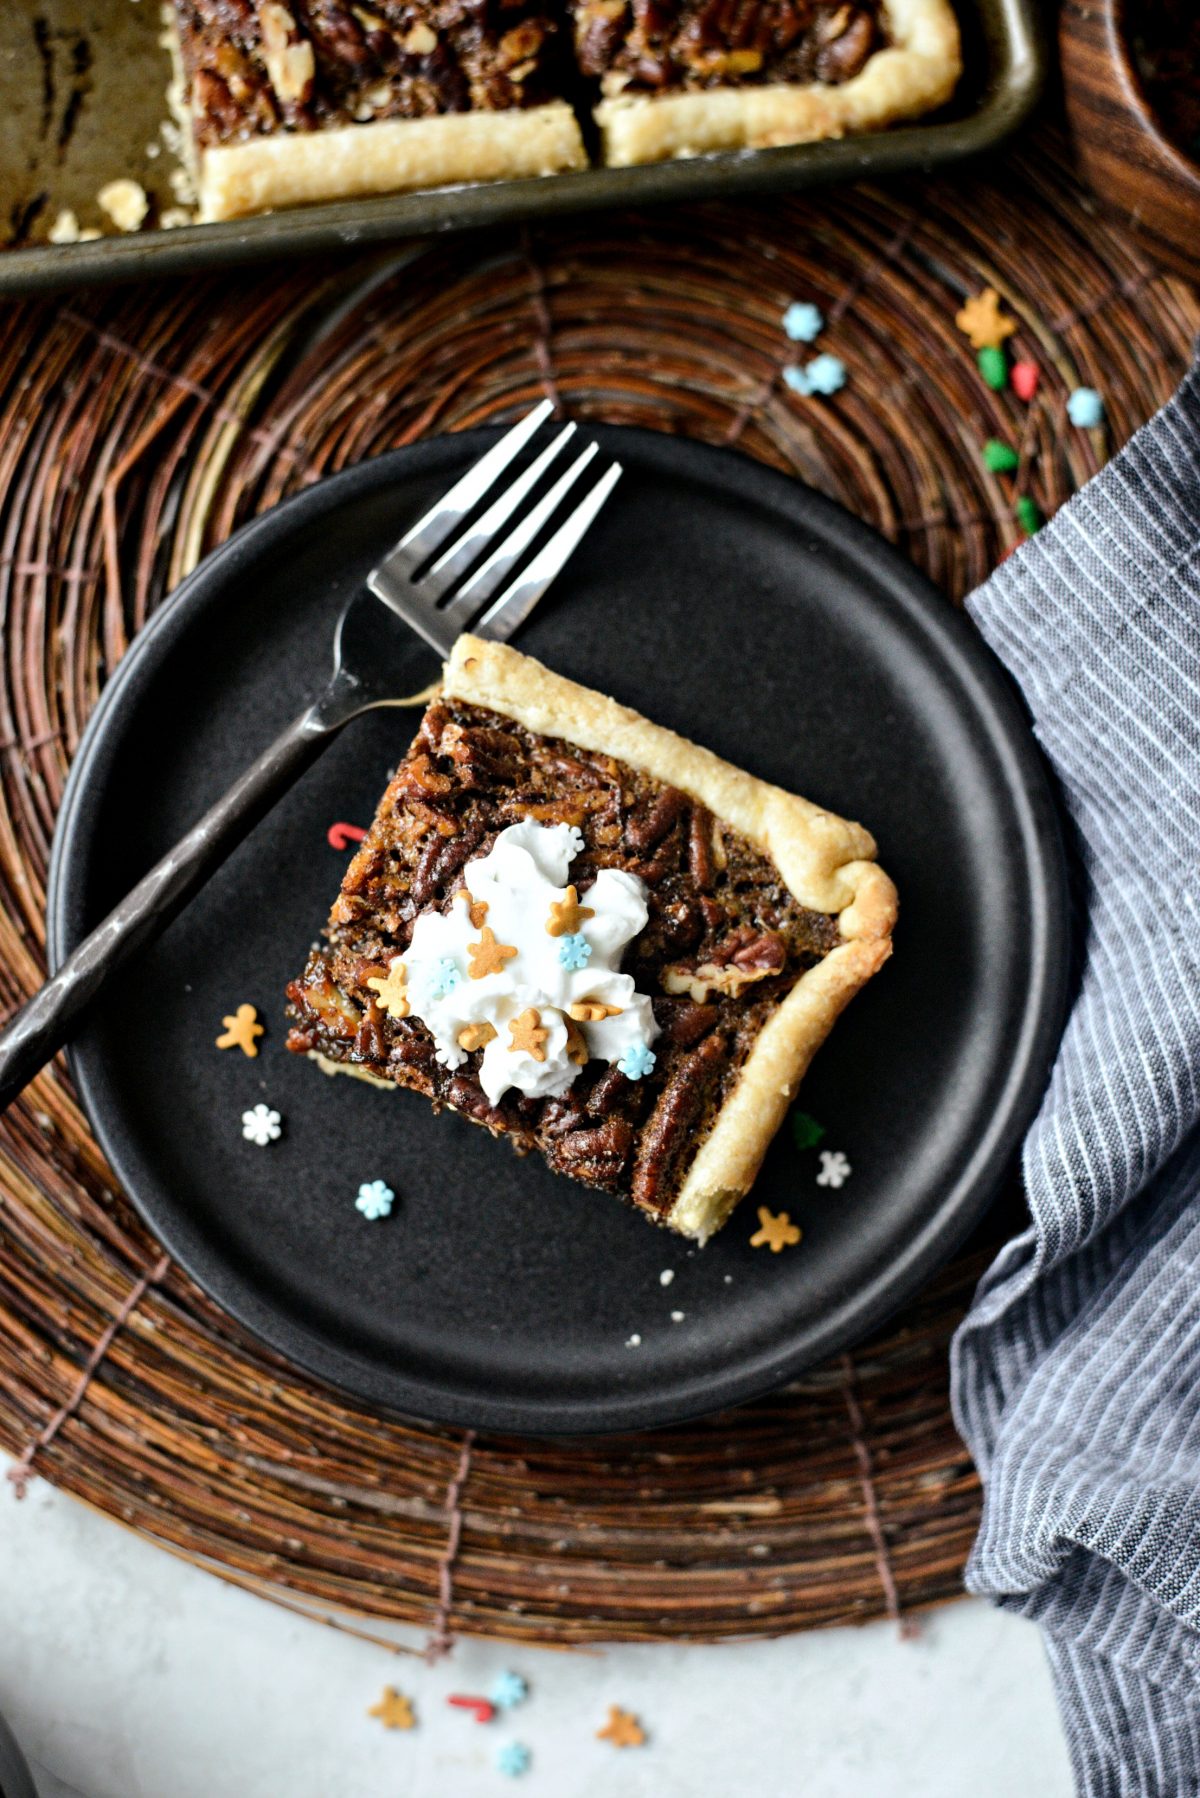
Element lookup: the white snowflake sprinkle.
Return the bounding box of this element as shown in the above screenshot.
[670,1311,685,1323]
[816,1149,852,1189]
[723,1274,733,1285]
[625,1333,642,1348]
[241,1103,282,1146]
[659,1269,675,1287]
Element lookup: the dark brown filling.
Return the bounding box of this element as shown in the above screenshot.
[285,700,840,1218]
[575,0,882,96]
[175,0,570,146]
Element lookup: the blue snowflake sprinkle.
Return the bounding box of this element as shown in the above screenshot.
[491,1671,528,1711]
[803,353,847,395]
[782,300,824,343]
[495,1741,531,1778]
[557,932,592,971]
[1067,386,1104,428]
[425,958,461,999]
[782,363,812,395]
[619,1042,657,1080]
[355,1179,395,1220]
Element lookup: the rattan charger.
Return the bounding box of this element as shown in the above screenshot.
[0,130,1196,1655]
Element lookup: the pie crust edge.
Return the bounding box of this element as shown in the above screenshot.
[594,0,962,168]
[444,634,897,1243]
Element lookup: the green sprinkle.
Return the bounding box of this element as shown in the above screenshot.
[982,438,1019,473]
[791,1110,826,1151]
[978,346,1008,391]
[1016,495,1042,535]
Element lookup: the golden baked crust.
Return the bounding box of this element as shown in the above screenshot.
[445,635,896,1242]
[193,103,587,222]
[594,0,961,167]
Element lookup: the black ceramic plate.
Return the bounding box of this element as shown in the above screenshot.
[48,427,1067,1434]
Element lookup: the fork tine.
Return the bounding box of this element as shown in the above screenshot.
[421,421,577,602]
[473,461,622,643]
[440,442,599,631]
[389,399,553,567]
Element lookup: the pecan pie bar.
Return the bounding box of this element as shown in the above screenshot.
[286,636,896,1242]
[169,0,587,221]
[577,0,961,168]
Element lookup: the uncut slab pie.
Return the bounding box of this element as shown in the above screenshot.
[576,0,961,168]
[286,636,896,1242]
[168,0,586,221]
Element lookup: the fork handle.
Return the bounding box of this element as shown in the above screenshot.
[0,702,335,1114]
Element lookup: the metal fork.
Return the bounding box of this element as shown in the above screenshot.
[0,403,620,1111]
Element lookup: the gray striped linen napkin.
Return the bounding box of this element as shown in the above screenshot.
[951,359,1200,1793]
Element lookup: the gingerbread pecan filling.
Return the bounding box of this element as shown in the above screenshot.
[575,0,882,96]
[175,0,571,148]
[285,700,841,1217]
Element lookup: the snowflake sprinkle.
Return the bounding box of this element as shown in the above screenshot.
[782,300,824,343]
[1067,386,1104,428]
[619,1042,656,1080]
[491,1671,528,1711]
[425,958,462,999]
[356,1179,395,1220]
[495,1741,531,1777]
[557,932,592,971]
[241,1103,281,1146]
[816,1150,851,1189]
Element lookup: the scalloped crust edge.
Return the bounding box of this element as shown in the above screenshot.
[444,635,896,1243]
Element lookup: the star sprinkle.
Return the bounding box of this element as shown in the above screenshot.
[618,1042,656,1080]
[216,1003,263,1058]
[557,932,593,971]
[491,1671,528,1711]
[241,1103,281,1146]
[597,1706,646,1748]
[458,1021,497,1053]
[564,1018,589,1066]
[368,1687,415,1729]
[545,884,595,937]
[568,999,623,1022]
[816,1149,851,1188]
[508,1008,549,1062]
[1016,495,1043,536]
[356,1179,395,1220]
[468,927,519,980]
[783,300,824,343]
[457,888,488,928]
[495,1741,531,1777]
[977,345,1009,391]
[1011,360,1040,402]
[366,960,410,1019]
[750,1206,802,1252]
[982,438,1019,473]
[955,287,1016,351]
[1067,386,1105,428]
[790,1110,826,1151]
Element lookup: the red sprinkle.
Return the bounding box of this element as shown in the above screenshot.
[447,1696,496,1724]
[1011,361,1040,403]
[327,822,367,851]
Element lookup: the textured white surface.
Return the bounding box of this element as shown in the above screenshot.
[0,1457,1073,1798]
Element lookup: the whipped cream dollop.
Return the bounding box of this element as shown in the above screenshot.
[394,821,659,1106]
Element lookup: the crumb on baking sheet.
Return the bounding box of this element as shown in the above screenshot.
[97,178,149,232]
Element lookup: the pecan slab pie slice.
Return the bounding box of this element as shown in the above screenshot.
[577,0,961,168]
[286,636,896,1242]
[169,0,586,221]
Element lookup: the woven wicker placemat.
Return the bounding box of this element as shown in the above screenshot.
[0,130,1196,1656]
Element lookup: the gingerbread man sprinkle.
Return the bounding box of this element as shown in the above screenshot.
[458,1021,497,1053]
[596,1706,646,1748]
[545,884,595,937]
[508,1008,549,1062]
[216,1004,263,1058]
[366,960,410,1020]
[955,287,1017,352]
[749,1206,802,1253]
[468,926,519,980]
[368,1687,415,1730]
